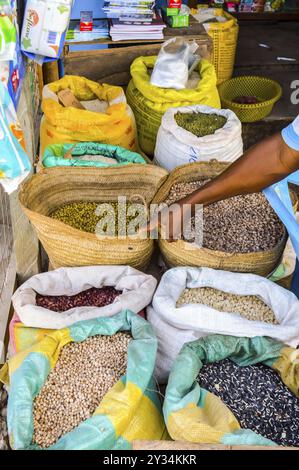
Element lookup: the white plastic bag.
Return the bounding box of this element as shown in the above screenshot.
[154,105,243,171]
[150,37,199,90]
[147,266,299,382]
[0,81,31,193]
[12,265,157,329]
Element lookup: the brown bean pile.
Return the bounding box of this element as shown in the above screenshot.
[164,180,285,253]
[33,332,131,448]
[177,287,278,324]
[36,286,121,312]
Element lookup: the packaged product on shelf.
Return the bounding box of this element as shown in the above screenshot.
[21,0,72,62]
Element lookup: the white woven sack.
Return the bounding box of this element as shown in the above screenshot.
[147,266,299,383]
[12,265,157,329]
[154,105,243,171]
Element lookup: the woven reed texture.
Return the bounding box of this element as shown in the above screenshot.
[152,161,288,277]
[19,165,168,270]
[218,76,282,123]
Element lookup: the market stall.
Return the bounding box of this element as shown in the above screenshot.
[0,0,299,455]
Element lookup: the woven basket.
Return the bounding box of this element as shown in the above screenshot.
[152,161,288,276]
[218,76,282,123]
[19,166,168,270]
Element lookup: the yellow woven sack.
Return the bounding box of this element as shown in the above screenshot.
[40,75,137,156]
[126,57,220,156]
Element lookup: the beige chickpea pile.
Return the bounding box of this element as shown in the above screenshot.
[33,332,131,448]
[176,287,278,324]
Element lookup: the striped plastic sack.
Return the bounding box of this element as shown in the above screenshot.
[164,334,299,446]
[0,310,167,450]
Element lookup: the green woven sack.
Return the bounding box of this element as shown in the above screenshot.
[164,334,299,447]
[42,142,146,168]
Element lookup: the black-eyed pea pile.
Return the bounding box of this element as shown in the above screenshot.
[177,287,278,324]
[163,180,285,252]
[33,332,131,448]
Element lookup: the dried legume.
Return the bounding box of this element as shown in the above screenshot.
[50,201,147,235]
[197,359,299,447]
[177,287,277,324]
[36,286,121,312]
[33,332,131,448]
[164,180,285,252]
[174,111,227,137]
[0,388,9,451]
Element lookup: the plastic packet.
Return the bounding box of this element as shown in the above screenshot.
[0,82,31,193]
[21,0,73,64]
[150,37,200,90]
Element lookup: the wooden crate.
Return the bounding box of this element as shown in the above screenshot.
[133,440,299,451]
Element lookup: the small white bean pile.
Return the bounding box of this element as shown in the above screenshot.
[33,332,131,448]
[177,287,278,324]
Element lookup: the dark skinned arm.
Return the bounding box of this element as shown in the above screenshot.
[146,132,299,240]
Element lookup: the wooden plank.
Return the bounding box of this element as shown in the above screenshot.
[132,440,299,451]
[64,37,212,85]
[43,61,59,85]
[234,12,299,21]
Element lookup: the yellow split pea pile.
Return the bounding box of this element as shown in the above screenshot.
[33,332,131,448]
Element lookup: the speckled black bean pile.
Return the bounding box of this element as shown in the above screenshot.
[36,287,121,312]
[164,180,285,253]
[197,359,299,447]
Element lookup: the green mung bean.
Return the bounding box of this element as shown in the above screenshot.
[50,201,147,235]
[174,111,227,137]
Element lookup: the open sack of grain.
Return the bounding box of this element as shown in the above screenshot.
[153,161,294,276]
[164,335,299,447]
[19,165,168,270]
[9,266,157,354]
[126,56,220,157]
[154,105,243,171]
[42,142,147,169]
[40,75,137,156]
[147,266,299,382]
[0,311,167,450]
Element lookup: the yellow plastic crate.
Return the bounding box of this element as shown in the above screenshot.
[194,8,239,85]
[218,76,282,122]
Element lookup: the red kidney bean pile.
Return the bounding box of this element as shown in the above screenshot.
[36,287,122,312]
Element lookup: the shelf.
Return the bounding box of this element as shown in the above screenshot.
[233,11,299,21]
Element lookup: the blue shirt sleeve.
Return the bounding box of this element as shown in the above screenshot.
[281,115,299,151]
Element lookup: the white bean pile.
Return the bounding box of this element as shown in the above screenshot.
[33,332,131,448]
[177,287,278,324]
